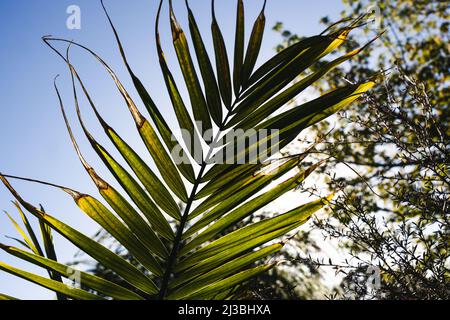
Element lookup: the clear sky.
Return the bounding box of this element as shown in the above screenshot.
[0,0,345,299]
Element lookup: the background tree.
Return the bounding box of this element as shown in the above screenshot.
[257,0,450,299]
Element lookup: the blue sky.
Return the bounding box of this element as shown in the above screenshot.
[0,0,345,299]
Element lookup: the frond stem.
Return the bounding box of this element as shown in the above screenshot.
[158,105,235,299]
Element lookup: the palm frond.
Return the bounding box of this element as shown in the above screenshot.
[0,0,376,300]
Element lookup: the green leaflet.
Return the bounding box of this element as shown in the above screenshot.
[100,2,196,182]
[245,35,323,89]
[129,71,197,184]
[214,286,241,300]
[7,160,162,295]
[123,70,196,183]
[186,0,223,126]
[195,163,261,200]
[156,1,205,159]
[176,196,328,273]
[139,120,188,203]
[245,27,351,98]
[175,225,298,273]
[3,205,67,299]
[3,211,40,255]
[206,196,330,254]
[0,262,103,300]
[200,163,236,183]
[230,44,327,125]
[86,138,175,241]
[0,177,159,296]
[57,79,168,263]
[38,218,54,257]
[0,293,18,300]
[5,237,30,251]
[241,0,267,86]
[70,70,174,238]
[95,187,169,259]
[0,244,144,300]
[259,81,376,132]
[233,40,378,129]
[233,0,245,96]
[182,161,322,253]
[169,1,212,135]
[35,205,65,298]
[216,81,375,167]
[3,206,66,301]
[63,45,186,216]
[106,127,181,220]
[229,48,363,129]
[75,194,164,275]
[12,201,44,256]
[61,58,181,220]
[194,149,307,209]
[184,264,275,300]
[229,29,351,126]
[212,0,233,108]
[168,243,282,296]
[41,211,158,295]
[185,157,303,232]
[43,36,196,184]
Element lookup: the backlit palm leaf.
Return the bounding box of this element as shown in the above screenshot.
[0,0,376,300]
